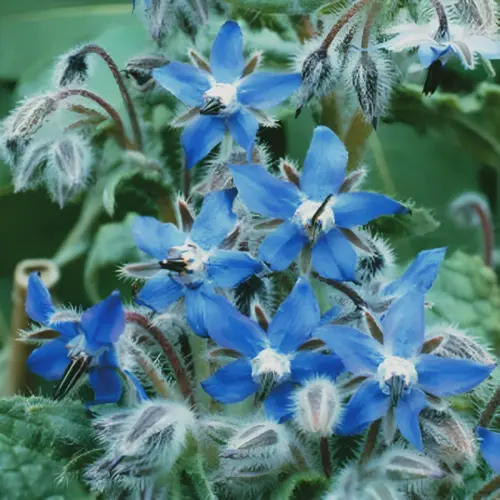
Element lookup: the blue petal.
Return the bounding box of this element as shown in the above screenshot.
[395,389,427,451]
[184,285,213,337]
[267,277,320,353]
[124,369,148,402]
[477,427,500,474]
[201,359,259,403]
[210,21,244,84]
[152,62,211,106]
[181,116,226,169]
[334,192,408,228]
[98,347,120,368]
[259,221,307,271]
[205,294,265,357]
[300,126,348,201]
[207,250,263,288]
[416,355,495,397]
[320,305,343,325]
[315,325,384,376]
[26,340,70,381]
[88,367,123,405]
[50,321,80,341]
[132,216,186,260]
[229,164,302,219]
[135,272,184,312]
[290,352,345,383]
[264,381,296,423]
[26,273,55,324]
[81,291,125,349]
[190,188,237,250]
[237,72,302,109]
[383,248,446,297]
[382,290,425,359]
[311,229,357,281]
[338,379,390,435]
[418,43,451,68]
[228,109,258,162]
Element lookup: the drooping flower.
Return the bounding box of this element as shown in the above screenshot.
[128,189,263,336]
[152,21,301,168]
[201,278,345,423]
[25,273,143,404]
[477,427,500,473]
[230,125,408,281]
[317,290,496,450]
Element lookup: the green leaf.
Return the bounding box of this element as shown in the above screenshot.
[270,471,329,500]
[83,213,141,302]
[225,0,335,14]
[427,250,500,353]
[0,396,97,499]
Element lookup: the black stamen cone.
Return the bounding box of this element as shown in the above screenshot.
[423,60,443,96]
[53,355,91,401]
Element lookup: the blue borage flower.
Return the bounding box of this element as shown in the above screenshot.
[316,290,496,450]
[131,188,263,337]
[152,21,301,169]
[25,273,145,405]
[477,427,500,473]
[230,126,408,281]
[201,278,345,423]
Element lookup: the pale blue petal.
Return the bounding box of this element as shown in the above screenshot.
[152,62,211,106]
[416,355,495,397]
[50,321,80,341]
[477,427,500,473]
[320,305,343,325]
[190,188,237,250]
[201,359,259,403]
[395,389,427,451]
[338,379,390,435]
[88,367,123,405]
[382,290,425,359]
[237,72,302,109]
[418,43,451,68]
[26,273,55,324]
[207,250,263,288]
[181,115,226,169]
[267,277,320,353]
[81,291,125,349]
[258,221,307,271]
[264,381,296,423]
[204,294,265,357]
[290,352,345,383]
[229,164,302,219]
[26,340,70,381]
[228,109,258,162]
[383,248,446,297]
[315,325,383,376]
[334,192,408,228]
[135,272,184,312]
[311,229,357,281]
[132,216,186,260]
[300,126,348,201]
[184,285,213,337]
[210,21,244,83]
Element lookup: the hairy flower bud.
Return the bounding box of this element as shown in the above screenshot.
[54,47,89,88]
[125,55,170,91]
[293,378,342,436]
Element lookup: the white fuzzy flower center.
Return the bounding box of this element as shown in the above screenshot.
[164,243,207,287]
[251,348,291,383]
[202,83,238,115]
[293,199,335,241]
[377,356,418,404]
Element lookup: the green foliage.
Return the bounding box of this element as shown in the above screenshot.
[269,472,329,500]
[0,396,96,499]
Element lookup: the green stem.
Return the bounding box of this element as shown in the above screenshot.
[185,452,217,500]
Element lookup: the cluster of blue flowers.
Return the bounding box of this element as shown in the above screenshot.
[22,16,499,489]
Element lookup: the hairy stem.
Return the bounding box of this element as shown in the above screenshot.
[471,202,494,267]
[311,271,367,308]
[320,0,372,51]
[77,44,143,150]
[320,436,332,478]
[130,345,171,398]
[361,0,380,49]
[359,419,381,465]
[473,476,500,500]
[478,384,500,428]
[125,312,194,406]
[430,0,449,40]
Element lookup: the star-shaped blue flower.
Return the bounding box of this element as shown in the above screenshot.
[201,278,345,422]
[25,273,143,405]
[152,21,301,169]
[317,290,496,450]
[131,188,263,337]
[477,427,500,474]
[230,126,408,281]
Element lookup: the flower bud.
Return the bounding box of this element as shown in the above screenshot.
[54,47,89,88]
[377,448,443,480]
[293,378,342,436]
[125,54,170,91]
